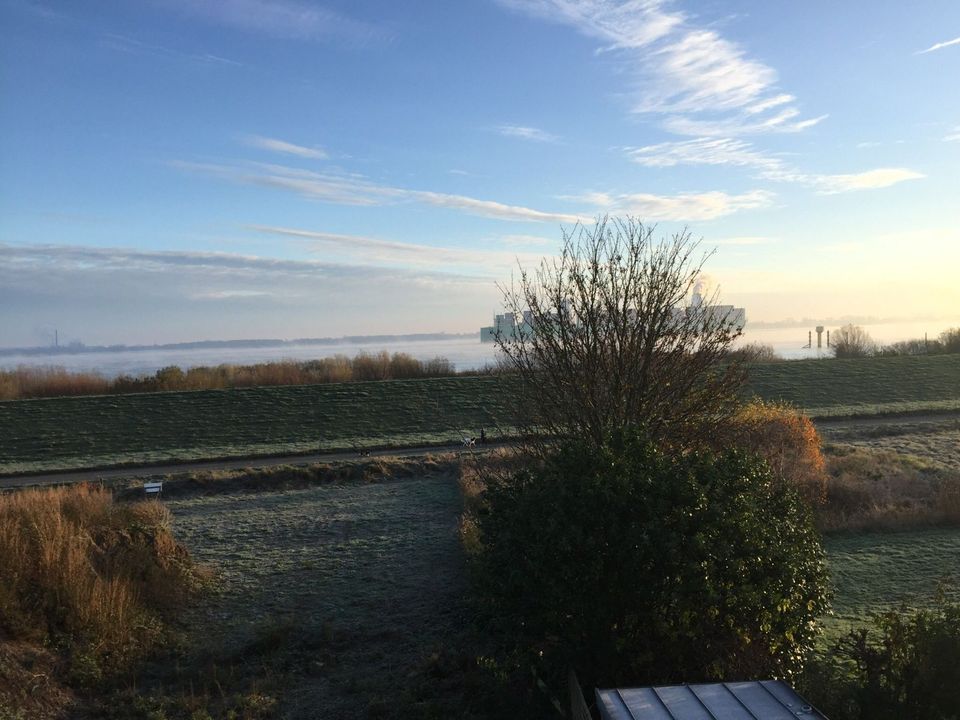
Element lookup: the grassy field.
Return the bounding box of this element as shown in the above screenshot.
[2,353,958,474]
[746,353,960,416]
[91,463,958,718]
[116,464,501,719]
[0,377,510,474]
[821,415,960,471]
[822,528,960,646]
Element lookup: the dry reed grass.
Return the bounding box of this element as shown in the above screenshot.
[0,366,110,400]
[0,351,464,400]
[819,445,960,531]
[0,484,198,683]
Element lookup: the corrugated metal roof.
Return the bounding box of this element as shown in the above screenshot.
[596,680,828,720]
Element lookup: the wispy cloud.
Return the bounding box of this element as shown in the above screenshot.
[0,242,496,343]
[497,125,559,142]
[248,225,546,272]
[101,32,242,66]
[568,189,775,221]
[796,168,926,194]
[409,190,580,223]
[174,160,583,223]
[156,0,388,44]
[662,111,828,138]
[0,242,492,296]
[917,35,960,54]
[624,137,924,194]
[194,289,273,300]
[498,0,820,136]
[242,135,328,160]
[944,126,960,142]
[624,137,781,169]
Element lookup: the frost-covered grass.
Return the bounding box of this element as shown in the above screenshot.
[2,353,957,474]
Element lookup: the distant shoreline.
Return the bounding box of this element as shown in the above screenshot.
[0,332,477,358]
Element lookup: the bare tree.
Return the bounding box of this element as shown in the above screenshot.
[940,327,960,353]
[495,217,746,452]
[831,324,875,358]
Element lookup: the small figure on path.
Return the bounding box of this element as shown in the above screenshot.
[480,428,487,445]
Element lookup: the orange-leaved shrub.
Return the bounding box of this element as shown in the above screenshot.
[714,400,827,505]
[0,484,200,683]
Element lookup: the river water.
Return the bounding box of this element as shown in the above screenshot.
[2,320,957,377]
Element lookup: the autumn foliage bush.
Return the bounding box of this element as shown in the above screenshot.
[713,400,827,505]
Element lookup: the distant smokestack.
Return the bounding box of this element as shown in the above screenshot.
[691,279,705,308]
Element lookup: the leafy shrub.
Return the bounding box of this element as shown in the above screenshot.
[467,432,830,692]
[803,592,960,720]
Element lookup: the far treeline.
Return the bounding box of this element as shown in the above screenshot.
[833,324,960,359]
[0,351,485,401]
[1,326,958,401]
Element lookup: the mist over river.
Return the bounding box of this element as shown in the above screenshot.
[2,320,958,378]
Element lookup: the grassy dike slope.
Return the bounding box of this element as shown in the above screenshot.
[0,376,509,474]
[2,354,958,474]
[747,353,960,416]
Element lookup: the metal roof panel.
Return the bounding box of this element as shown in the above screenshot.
[596,681,828,720]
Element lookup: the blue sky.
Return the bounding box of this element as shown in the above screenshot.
[2,0,959,347]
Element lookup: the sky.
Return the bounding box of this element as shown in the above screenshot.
[2,0,959,347]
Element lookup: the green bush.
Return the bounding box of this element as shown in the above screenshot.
[804,592,960,720]
[468,432,830,692]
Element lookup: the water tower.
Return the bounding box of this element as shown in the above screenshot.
[815,325,825,349]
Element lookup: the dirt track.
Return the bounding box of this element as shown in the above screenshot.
[0,441,502,490]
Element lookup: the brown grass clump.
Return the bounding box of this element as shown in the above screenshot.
[818,445,960,531]
[457,447,526,558]
[0,484,199,685]
[0,641,77,719]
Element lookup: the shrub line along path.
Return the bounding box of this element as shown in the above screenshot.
[3,411,957,491]
[0,441,511,489]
